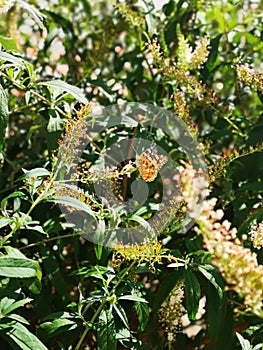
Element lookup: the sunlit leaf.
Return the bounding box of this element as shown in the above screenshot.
[17,0,46,29]
[0,36,18,52]
[38,80,88,104]
[0,320,48,350]
[0,84,8,153]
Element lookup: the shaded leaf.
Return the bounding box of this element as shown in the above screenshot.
[37,318,78,340]
[135,300,149,332]
[206,34,222,71]
[183,269,201,320]
[97,309,116,350]
[40,246,69,305]
[113,303,129,329]
[0,248,42,281]
[116,327,147,349]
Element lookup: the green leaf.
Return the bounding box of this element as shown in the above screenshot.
[1,191,26,213]
[81,296,106,315]
[0,217,12,228]
[253,344,263,350]
[18,168,50,180]
[17,0,46,30]
[135,300,149,332]
[86,78,115,102]
[38,80,88,104]
[138,0,155,35]
[37,318,78,340]
[97,309,116,350]
[206,34,222,71]
[198,264,224,298]
[118,295,148,303]
[23,277,42,295]
[52,195,96,217]
[0,253,41,280]
[0,296,15,315]
[94,220,106,260]
[3,246,30,259]
[39,246,69,305]
[0,297,32,316]
[238,208,263,237]
[127,214,151,230]
[0,84,8,152]
[8,313,30,325]
[113,304,129,329]
[236,332,251,350]
[47,109,65,132]
[0,258,41,279]
[0,51,28,67]
[76,265,110,278]
[1,320,48,350]
[116,327,147,349]
[183,269,201,320]
[0,35,18,51]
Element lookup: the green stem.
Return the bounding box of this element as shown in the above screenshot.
[19,232,80,250]
[74,260,137,350]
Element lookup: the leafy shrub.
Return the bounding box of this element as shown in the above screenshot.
[0,1,263,349]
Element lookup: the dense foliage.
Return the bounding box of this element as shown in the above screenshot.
[0,0,263,349]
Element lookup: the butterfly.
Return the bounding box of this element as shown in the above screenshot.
[136,147,168,182]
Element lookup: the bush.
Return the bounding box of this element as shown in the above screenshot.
[0,1,263,349]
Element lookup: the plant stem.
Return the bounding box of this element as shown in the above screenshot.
[74,260,137,350]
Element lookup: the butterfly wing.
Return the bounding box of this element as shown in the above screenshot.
[136,148,168,182]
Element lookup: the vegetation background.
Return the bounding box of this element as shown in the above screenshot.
[0,0,263,349]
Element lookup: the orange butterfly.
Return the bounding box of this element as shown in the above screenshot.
[136,147,168,182]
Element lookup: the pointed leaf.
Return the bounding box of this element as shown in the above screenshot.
[18,168,50,180]
[0,84,8,152]
[0,217,12,228]
[0,256,41,280]
[113,303,129,329]
[38,80,88,104]
[52,195,96,217]
[37,318,78,340]
[236,332,251,350]
[1,297,32,316]
[135,300,149,332]
[183,269,201,320]
[17,0,46,29]
[0,51,28,67]
[0,35,18,51]
[198,264,223,298]
[118,295,148,303]
[97,309,116,350]
[2,320,48,350]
